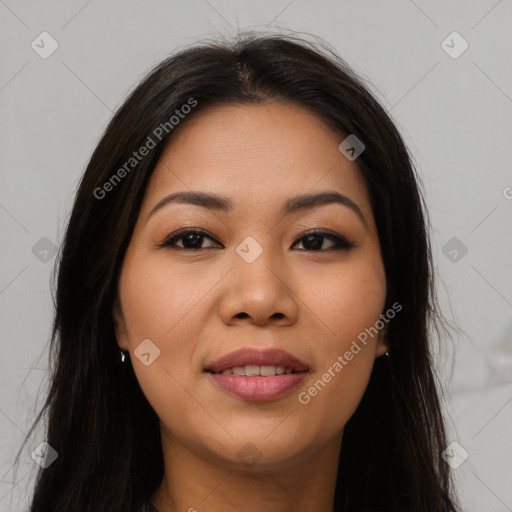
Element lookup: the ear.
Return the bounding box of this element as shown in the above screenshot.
[375,324,389,358]
[112,295,129,351]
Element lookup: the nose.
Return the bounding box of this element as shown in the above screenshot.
[218,243,299,327]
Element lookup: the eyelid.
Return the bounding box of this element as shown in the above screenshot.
[157,227,357,251]
[294,228,357,250]
[156,228,221,249]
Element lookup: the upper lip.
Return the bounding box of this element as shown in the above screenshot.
[204,348,309,373]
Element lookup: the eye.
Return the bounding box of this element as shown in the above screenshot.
[291,229,356,251]
[158,228,356,252]
[157,229,221,250]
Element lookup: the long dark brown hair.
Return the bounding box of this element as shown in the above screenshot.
[15,31,459,512]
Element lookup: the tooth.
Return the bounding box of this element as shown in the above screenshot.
[245,365,260,376]
[220,365,293,376]
[260,365,276,376]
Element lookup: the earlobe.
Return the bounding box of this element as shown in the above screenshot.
[376,343,389,358]
[112,297,128,351]
[375,327,389,357]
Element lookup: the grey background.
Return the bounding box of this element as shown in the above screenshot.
[1,1,511,510]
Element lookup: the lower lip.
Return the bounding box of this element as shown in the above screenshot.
[208,372,308,402]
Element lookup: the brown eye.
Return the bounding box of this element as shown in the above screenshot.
[158,229,221,250]
[158,228,356,252]
[292,230,356,251]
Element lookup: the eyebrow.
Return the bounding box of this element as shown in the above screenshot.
[148,190,367,227]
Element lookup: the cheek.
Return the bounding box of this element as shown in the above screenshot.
[296,348,375,448]
[118,251,210,342]
[300,255,387,343]
[293,256,385,437]
[117,253,205,398]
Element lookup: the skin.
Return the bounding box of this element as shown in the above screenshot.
[113,101,389,512]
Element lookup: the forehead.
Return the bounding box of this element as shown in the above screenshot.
[141,101,375,228]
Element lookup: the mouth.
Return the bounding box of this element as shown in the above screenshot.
[206,364,306,376]
[204,348,309,402]
[204,347,309,373]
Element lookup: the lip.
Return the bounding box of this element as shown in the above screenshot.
[209,373,308,402]
[204,348,309,402]
[204,348,309,373]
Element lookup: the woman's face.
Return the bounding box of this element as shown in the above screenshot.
[114,101,388,470]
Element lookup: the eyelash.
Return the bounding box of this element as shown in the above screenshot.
[157,228,356,252]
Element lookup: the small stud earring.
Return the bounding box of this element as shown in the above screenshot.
[120,349,127,363]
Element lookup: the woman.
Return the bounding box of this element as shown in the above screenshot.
[17,31,460,511]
